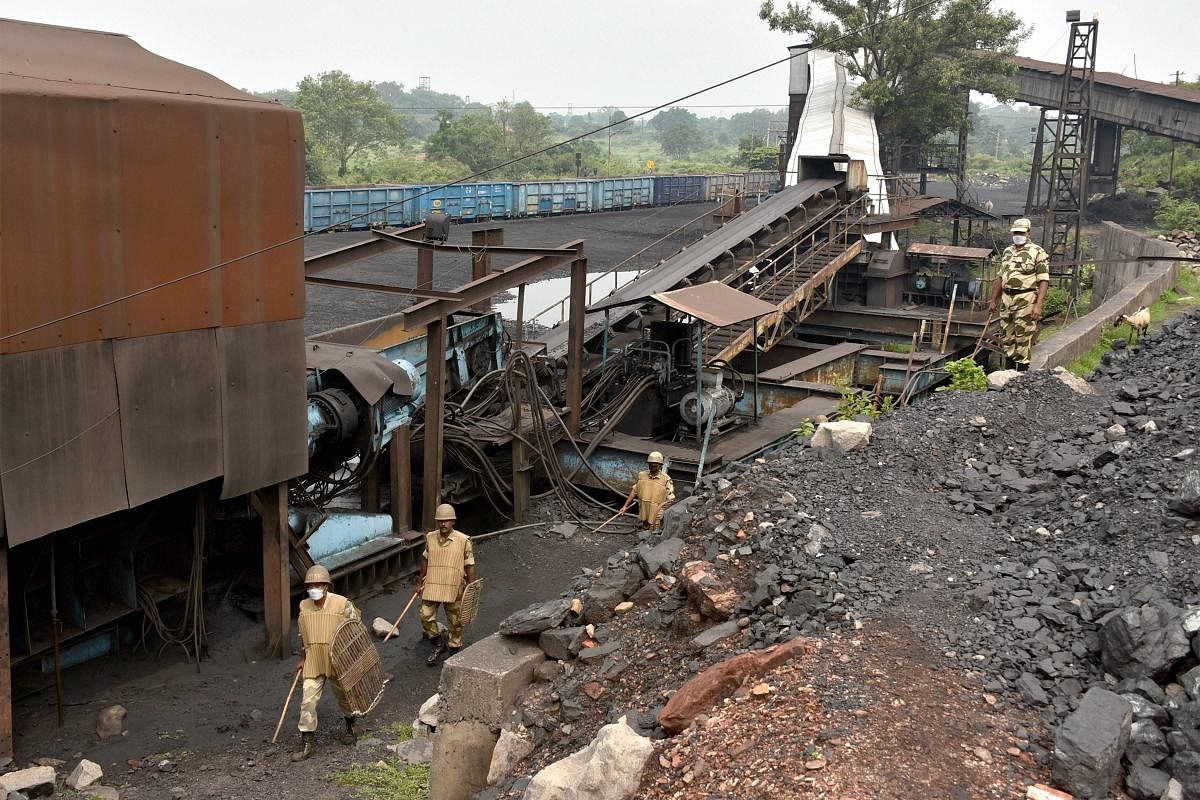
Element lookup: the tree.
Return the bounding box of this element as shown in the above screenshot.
[651,107,706,156]
[736,135,780,170]
[758,0,1027,159]
[295,71,408,178]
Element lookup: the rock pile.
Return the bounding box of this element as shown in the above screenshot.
[482,307,1200,799]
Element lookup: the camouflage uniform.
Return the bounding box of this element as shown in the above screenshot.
[997,242,1050,365]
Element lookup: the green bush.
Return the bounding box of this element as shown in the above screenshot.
[1041,286,1069,318]
[834,381,896,421]
[327,761,429,800]
[1154,196,1200,234]
[936,358,987,392]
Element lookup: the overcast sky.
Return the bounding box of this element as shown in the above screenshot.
[2,0,1193,116]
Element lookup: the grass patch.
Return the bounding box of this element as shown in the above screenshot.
[327,760,429,800]
[390,721,414,742]
[882,341,912,353]
[1066,265,1200,376]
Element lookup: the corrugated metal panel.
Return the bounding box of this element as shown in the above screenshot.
[417,182,514,221]
[515,181,592,215]
[907,243,993,259]
[651,282,777,327]
[0,341,129,545]
[113,330,223,507]
[0,19,304,355]
[590,177,653,211]
[218,320,308,499]
[653,175,705,205]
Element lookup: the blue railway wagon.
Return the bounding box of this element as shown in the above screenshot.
[652,175,705,205]
[415,182,514,221]
[305,186,422,231]
[515,180,592,215]
[590,177,654,211]
[745,170,780,196]
[703,172,749,201]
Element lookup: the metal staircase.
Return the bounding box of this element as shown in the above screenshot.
[703,196,868,363]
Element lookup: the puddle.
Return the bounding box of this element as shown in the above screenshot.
[494,270,640,324]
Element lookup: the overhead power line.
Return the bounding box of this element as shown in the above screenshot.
[3,0,944,343]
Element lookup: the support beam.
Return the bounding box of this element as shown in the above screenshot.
[471,228,504,312]
[566,256,587,436]
[511,384,529,524]
[0,537,11,761]
[421,317,446,529]
[259,481,291,659]
[362,461,380,513]
[304,276,460,301]
[303,224,425,276]
[391,425,412,535]
[417,248,434,294]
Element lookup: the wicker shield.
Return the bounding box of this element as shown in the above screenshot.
[459,579,485,629]
[330,618,389,716]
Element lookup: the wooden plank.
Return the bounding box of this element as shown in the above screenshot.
[758,342,870,382]
[258,482,291,659]
[390,426,412,535]
[421,319,445,530]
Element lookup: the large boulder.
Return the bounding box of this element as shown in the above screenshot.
[538,626,586,661]
[486,728,533,786]
[1124,719,1169,768]
[635,538,684,576]
[522,722,653,800]
[1099,602,1191,679]
[1170,470,1200,517]
[95,704,127,739]
[1052,687,1132,799]
[1168,752,1200,800]
[658,638,813,734]
[678,561,740,620]
[810,420,872,454]
[65,759,103,790]
[0,766,55,796]
[1124,764,1171,800]
[499,599,572,636]
[986,369,1020,390]
[582,562,645,623]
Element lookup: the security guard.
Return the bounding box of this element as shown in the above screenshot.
[620,451,675,530]
[990,217,1050,371]
[292,565,361,761]
[416,504,477,665]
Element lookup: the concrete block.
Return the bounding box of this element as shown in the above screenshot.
[429,720,497,800]
[0,765,55,795]
[437,633,544,728]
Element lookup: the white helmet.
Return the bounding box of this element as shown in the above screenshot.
[647,451,665,465]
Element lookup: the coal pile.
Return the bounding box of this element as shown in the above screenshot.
[488,307,1200,798]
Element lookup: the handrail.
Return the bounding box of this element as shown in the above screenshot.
[526,197,735,329]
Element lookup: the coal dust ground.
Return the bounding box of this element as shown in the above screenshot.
[303,202,725,337]
[10,527,634,800]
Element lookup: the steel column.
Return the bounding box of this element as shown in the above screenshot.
[362,462,380,512]
[259,481,291,659]
[512,382,530,524]
[514,284,526,348]
[417,248,434,294]
[0,537,10,761]
[421,317,446,529]
[471,228,504,312]
[566,256,587,435]
[390,425,411,535]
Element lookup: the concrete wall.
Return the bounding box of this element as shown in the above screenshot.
[1091,222,1181,308]
[1031,223,1182,371]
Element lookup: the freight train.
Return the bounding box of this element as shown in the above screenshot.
[303,170,780,232]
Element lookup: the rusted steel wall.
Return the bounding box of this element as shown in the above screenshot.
[0,19,304,354]
[0,21,307,544]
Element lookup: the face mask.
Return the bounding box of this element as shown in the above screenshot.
[307,588,325,601]
[1012,234,1027,246]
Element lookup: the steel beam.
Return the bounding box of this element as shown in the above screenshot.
[304,276,460,301]
[566,256,587,435]
[421,317,446,530]
[472,228,504,311]
[401,239,584,332]
[373,227,581,258]
[258,481,291,659]
[390,425,412,535]
[303,225,425,276]
[0,537,10,760]
[417,248,433,294]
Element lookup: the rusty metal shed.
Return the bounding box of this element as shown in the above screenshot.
[0,18,308,543]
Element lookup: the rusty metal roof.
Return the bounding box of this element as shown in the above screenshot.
[650,282,777,328]
[907,243,993,259]
[1013,55,1200,105]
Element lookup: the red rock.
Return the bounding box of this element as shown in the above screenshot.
[678,561,741,620]
[582,681,605,700]
[1026,785,1073,800]
[657,638,814,734]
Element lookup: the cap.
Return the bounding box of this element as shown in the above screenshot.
[1011,218,1032,233]
[434,503,457,521]
[647,451,665,465]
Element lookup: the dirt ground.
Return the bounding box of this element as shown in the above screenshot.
[303,202,724,337]
[10,527,634,799]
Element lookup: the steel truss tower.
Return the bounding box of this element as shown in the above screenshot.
[1025,15,1098,296]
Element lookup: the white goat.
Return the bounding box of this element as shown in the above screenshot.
[1118,306,1150,343]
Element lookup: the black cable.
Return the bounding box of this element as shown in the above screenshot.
[1,0,944,345]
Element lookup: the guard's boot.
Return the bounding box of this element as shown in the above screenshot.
[290,732,315,761]
[444,645,462,662]
[426,632,447,666]
[339,716,356,746]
